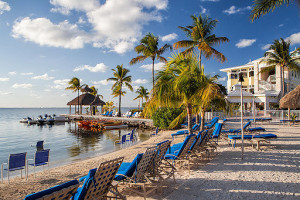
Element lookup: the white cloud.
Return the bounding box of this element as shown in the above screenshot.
[0,1,10,15]
[50,0,100,13]
[44,89,51,92]
[0,77,9,81]
[161,33,178,42]
[236,39,256,48]
[12,83,33,89]
[12,0,168,54]
[61,93,68,97]
[200,6,207,14]
[52,79,69,89]
[74,63,108,72]
[223,6,251,15]
[8,71,16,75]
[286,32,300,45]
[278,24,284,27]
[32,73,54,80]
[12,17,89,49]
[261,44,271,50]
[77,16,86,24]
[132,79,148,84]
[20,72,33,76]
[91,80,111,85]
[0,91,13,95]
[218,77,226,82]
[140,62,165,72]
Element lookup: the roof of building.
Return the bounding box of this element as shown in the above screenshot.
[67,93,105,106]
[280,85,300,109]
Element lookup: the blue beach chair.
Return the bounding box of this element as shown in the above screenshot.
[171,124,199,139]
[228,133,277,148]
[222,121,251,133]
[24,179,79,200]
[115,134,127,147]
[36,141,44,151]
[27,149,50,177]
[151,127,159,136]
[74,157,124,200]
[114,153,143,181]
[204,117,219,129]
[1,152,27,183]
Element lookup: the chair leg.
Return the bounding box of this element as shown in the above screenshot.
[1,165,3,183]
[7,170,9,184]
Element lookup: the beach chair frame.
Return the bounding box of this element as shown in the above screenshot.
[1,152,27,183]
[116,146,157,200]
[76,157,125,200]
[27,149,50,177]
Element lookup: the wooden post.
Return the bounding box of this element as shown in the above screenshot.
[69,105,71,114]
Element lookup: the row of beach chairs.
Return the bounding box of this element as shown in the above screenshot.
[23,126,222,200]
[101,111,141,118]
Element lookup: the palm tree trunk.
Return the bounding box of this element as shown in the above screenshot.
[77,89,79,115]
[187,104,192,135]
[199,50,202,71]
[282,65,285,96]
[118,90,122,117]
[141,98,143,109]
[152,58,155,89]
[200,107,205,131]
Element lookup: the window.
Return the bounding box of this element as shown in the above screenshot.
[231,74,238,79]
[249,71,254,77]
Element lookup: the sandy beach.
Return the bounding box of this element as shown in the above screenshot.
[0,121,299,200]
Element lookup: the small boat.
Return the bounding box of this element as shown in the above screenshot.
[45,116,55,124]
[36,115,45,125]
[20,117,32,123]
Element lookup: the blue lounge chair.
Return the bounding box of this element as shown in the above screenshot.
[228,133,277,148]
[74,157,124,200]
[171,124,199,139]
[1,152,27,183]
[151,127,159,136]
[24,179,79,200]
[165,134,196,172]
[108,111,113,117]
[204,117,219,129]
[102,111,109,116]
[36,141,44,151]
[27,149,50,177]
[222,121,251,133]
[114,153,143,181]
[115,147,158,199]
[115,134,127,147]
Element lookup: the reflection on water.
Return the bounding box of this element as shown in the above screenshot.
[65,122,151,159]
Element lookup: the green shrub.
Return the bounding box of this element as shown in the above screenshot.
[152,107,183,129]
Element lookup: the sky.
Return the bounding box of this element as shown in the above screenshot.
[0,0,299,108]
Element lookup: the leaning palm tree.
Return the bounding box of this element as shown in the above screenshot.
[250,0,300,21]
[144,53,221,134]
[65,77,86,114]
[107,65,133,117]
[262,38,300,96]
[134,86,149,108]
[130,33,172,88]
[174,14,229,71]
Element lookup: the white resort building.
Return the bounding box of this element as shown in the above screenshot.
[220,51,300,110]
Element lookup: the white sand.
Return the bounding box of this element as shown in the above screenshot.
[1,122,299,200]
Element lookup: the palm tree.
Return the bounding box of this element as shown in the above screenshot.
[144,53,221,134]
[130,33,172,88]
[66,77,86,114]
[89,86,104,99]
[262,38,300,96]
[250,0,300,21]
[174,14,229,71]
[107,65,133,117]
[134,86,149,108]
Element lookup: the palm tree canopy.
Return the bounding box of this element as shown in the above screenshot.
[263,38,300,72]
[130,33,172,65]
[65,77,81,92]
[250,0,299,21]
[144,53,221,128]
[134,86,149,101]
[107,64,134,92]
[89,86,104,99]
[174,14,229,63]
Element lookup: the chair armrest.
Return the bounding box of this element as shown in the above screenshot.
[79,175,87,182]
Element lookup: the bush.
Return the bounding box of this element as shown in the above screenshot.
[152,107,184,129]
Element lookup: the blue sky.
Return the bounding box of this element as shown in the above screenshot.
[0,0,299,108]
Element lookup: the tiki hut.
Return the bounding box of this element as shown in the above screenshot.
[280,85,300,120]
[67,93,105,115]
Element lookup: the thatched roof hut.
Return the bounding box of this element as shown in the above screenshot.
[280,85,300,109]
[67,93,105,106]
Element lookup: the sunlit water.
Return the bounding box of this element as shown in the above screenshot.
[0,108,150,178]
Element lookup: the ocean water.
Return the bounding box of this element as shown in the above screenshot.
[0,108,149,178]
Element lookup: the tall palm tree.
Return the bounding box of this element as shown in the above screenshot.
[66,77,86,114]
[134,86,149,107]
[107,65,133,117]
[262,38,300,96]
[144,53,221,134]
[174,14,229,71]
[130,33,172,88]
[250,0,300,21]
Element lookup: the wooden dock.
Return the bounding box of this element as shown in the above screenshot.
[62,114,154,128]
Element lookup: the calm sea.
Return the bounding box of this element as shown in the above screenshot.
[0,108,149,178]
